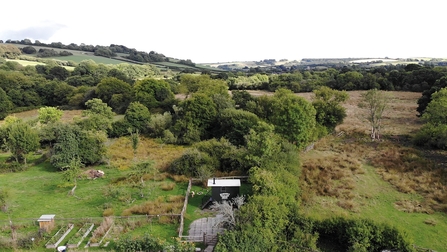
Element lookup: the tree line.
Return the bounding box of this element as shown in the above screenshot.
[1,39,189,64]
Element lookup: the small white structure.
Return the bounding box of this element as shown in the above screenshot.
[38,214,56,231]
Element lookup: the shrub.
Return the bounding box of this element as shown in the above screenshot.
[59,51,73,56]
[315,217,414,252]
[169,148,216,176]
[21,46,36,54]
[160,182,175,191]
[103,208,114,217]
[162,129,177,144]
[109,119,132,138]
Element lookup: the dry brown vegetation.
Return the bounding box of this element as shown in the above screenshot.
[107,137,185,171]
[299,91,447,213]
[159,181,176,191]
[122,195,185,221]
[91,216,113,242]
[301,150,362,204]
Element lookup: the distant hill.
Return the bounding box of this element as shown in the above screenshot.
[1,39,227,74]
[3,38,447,74]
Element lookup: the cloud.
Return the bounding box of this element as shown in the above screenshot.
[0,21,66,42]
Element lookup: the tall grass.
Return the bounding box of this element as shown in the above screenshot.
[107,137,185,171]
[300,94,447,251]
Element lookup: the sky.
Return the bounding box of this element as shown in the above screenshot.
[0,0,444,63]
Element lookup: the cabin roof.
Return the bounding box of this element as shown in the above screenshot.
[207,179,241,187]
[38,214,55,222]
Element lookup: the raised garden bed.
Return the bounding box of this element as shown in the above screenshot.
[45,223,74,249]
[87,217,114,247]
[66,223,94,248]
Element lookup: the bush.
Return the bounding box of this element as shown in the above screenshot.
[103,208,114,217]
[59,51,73,56]
[162,130,177,144]
[160,182,175,191]
[315,217,414,252]
[169,148,216,176]
[21,46,36,54]
[114,234,163,252]
[413,123,447,149]
[109,119,132,138]
[0,161,26,172]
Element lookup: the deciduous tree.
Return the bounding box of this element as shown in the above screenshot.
[96,77,132,113]
[6,122,40,164]
[77,98,114,131]
[358,89,392,141]
[0,87,12,119]
[38,106,63,124]
[312,86,348,133]
[268,89,316,148]
[125,102,151,133]
[133,78,175,111]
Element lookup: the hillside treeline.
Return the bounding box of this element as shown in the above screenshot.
[1,39,178,64]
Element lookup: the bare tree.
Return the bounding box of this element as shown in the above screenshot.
[358,89,392,141]
[211,195,245,229]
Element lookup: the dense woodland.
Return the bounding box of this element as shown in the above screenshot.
[1,41,447,251]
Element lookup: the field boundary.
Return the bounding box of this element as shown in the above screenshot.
[178,178,192,237]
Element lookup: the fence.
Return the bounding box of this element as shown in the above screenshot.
[178,178,192,237]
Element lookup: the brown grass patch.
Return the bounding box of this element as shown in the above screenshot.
[394,200,433,214]
[91,217,113,242]
[337,199,359,212]
[122,196,184,219]
[371,145,447,212]
[423,218,437,226]
[108,137,185,171]
[160,181,176,191]
[301,149,362,202]
[168,174,189,183]
[103,208,114,217]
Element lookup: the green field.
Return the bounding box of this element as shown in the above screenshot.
[5,59,45,67]
[52,54,128,65]
[7,43,225,72]
[8,44,137,65]
[5,59,75,71]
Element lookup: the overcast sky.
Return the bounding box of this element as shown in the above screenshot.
[0,0,444,63]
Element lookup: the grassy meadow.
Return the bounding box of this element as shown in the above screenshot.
[296,91,447,251]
